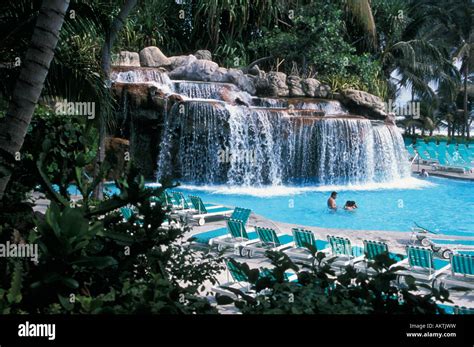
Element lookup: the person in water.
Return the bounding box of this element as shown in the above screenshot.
[419,168,429,178]
[327,191,337,210]
[344,200,358,211]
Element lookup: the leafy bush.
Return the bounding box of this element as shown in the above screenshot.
[0,107,224,314]
[218,249,452,314]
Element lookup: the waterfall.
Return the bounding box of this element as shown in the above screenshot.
[173,80,254,106]
[157,101,229,183]
[373,125,410,180]
[314,118,375,185]
[291,100,348,115]
[173,81,231,99]
[226,106,285,186]
[111,69,174,94]
[156,96,410,186]
[252,97,288,108]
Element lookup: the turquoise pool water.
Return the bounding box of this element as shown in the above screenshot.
[170,176,473,237]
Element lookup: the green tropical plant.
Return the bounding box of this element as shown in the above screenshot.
[218,249,453,314]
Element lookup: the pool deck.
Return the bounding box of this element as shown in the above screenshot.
[186,213,474,254]
[411,162,474,181]
[31,192,474,310]
[189,213,474,311]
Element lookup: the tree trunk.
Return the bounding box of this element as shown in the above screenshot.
[93,0,137,200]
[463,61,469,141]
[0,0,70,201]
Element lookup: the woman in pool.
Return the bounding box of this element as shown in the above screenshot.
[344,200,358,211]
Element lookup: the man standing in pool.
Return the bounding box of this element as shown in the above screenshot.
[327,191,337,210]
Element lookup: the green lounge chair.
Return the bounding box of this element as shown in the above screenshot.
[120,206,134,221]
[188,195,234,225]
[447,144,457,157]
[406,145,416,159]
[188,227,230,248]
[457,146,473,163]
[404,138,413,146]
[415,138,425,145]
[228,207,252,225]
[212,260,253,298]
[434,148,470,173]
[241,227,294,258]
[418,148,436,163]
[171,192,219,215]
[171,191,191,209]
[438,253,474,290]
[212,261,298,299]
[284,228,330,261]
[438,304,474,315]
[392,245,450,284]
[355,240,405,273]
[326,235,365,270]
[210,218,259,253]
[121,206,181,229]
[425,147,438,162]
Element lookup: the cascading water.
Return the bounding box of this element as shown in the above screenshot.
[157,103,409,185]
[173,80,253,106]
[173,81,232,99]
[372,125,411,180]
[112,68,174,94]
[291,99,348,115]
[226,106,286,186]
[112,68,409,186]
[157,101,229,183]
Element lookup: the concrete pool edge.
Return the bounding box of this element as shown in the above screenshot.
[187,213,474,254]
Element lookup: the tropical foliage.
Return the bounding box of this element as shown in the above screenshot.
[219,250,453,314]
[0,0,471,314]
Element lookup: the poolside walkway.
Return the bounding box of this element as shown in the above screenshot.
[411,162,474,181]
[30,192,474,310]
[189,214,474,310]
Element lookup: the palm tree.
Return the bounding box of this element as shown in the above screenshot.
[0,0,70,200]
[408,0,473,140]
[344,0,377,49]
[94,0,138,200]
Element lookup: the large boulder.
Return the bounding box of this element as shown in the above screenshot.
[302,78,321,97]
[247,64,265,77]
[314,84,332,98]
[168,54,197,70]
[223,68,256,94]
[267,72,289,97]
[339,89,390,121]
[287,75,305,97]
[105,137,130,180]
[194,49,213,61]
[254,73,277,97]
[169,59,219,81]
[117,51,140,67]
[139,46,170,67]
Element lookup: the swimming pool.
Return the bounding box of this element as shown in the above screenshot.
[168,176,473,237]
